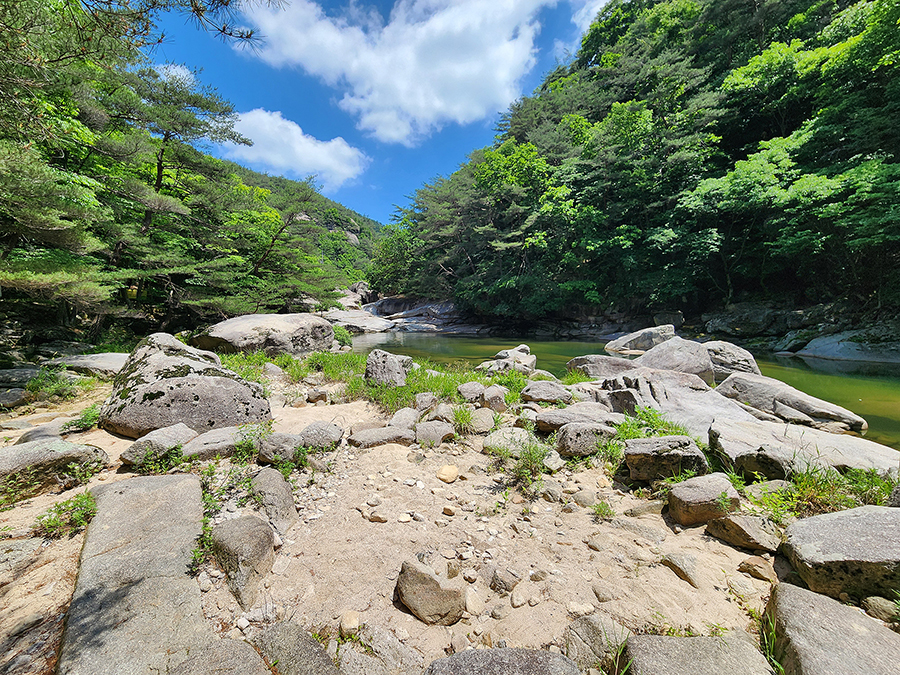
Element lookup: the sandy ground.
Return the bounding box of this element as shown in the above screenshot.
[0,384,776,674]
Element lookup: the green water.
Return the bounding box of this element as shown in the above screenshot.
[352,332,900,450]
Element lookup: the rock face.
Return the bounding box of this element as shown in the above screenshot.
[565,614,632,671]
[0,439,109,500]
[705,514,782,553]
[253,622,341,675]
[708,418,900,479]
[57,475,209,675]
[624,436,708,481]
[625,633,774,675]
[716,372,867,433]
[191,313,334,357]
[212,515,276,609]
[45,353,129,379]
[98,333,271,439]
[120,422,198,466]
[556,422,616,458]
[535,403,623,432]
[668,473,740,526]
[565,354,637,379]
[423,648,580,675]
[782,506,900,600]
[319,308,396,334]
[634,336,715,386]
[251,468,299,534]
[395,559,465,626]
[365,349,414,387]
[605,325,676,353]
[169,640,270,675]
[520,381,573,404]
[767,582,900,675]
[703,341,761,383]
[797,329,900,363]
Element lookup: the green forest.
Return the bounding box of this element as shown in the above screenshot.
[0,0,378,336]
[370,0,900,323]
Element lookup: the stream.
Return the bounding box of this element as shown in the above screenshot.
[352,332,900,451]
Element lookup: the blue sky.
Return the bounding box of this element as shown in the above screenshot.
[153,1,608,223]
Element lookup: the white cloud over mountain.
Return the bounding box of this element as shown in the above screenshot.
[222,109,370,191]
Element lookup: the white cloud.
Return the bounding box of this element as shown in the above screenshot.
[240,0,558,146]
[155,63,195,84]
[221,109,370,191]
[570,0,608,34]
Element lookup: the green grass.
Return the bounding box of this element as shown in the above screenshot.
[561,369,595,385]
[512,440,550,488]
[25,366,95,401]
[333,325,353,347]
[34,493,97,538]
[61,403,101,433]
[137,445,185,475]
[591,500,615,520]
[451,405,474,435]
[1,467,40,509]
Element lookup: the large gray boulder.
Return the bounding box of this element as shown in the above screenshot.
[212,515,276,609]
[415,421,455,446]
[169,640,270,675]
[395,559,465,626]
[251,468,299,534]
[98,333,270,439]
[423,648,580,675]
[625,633,774,675]
[45,353,129,379]
[191,313,334,357]
[716,372,867,433]
[535,403,624,432]
[181,426,245,462]
[565,613,632,671]
[634,336,715,386]
[624,435,709,481]
[556,422,616,458]
[705,514,782,553]
[253,622,341,675]
[520,381,573,405]
[57,475,209,675]
[365,349,414,387]
[668,473,740,526]
[605,325,676,354]
[767,582,900,675]
[120,423,199,467]
[782,506,900,600]
[348,426,415,448]
[565,354,637,379]
[297,420,344,450]
[319,308,395,334]
[708,418,900,480]
[703,341,761,383]
[257,431,304,464]
[0,439,109,501]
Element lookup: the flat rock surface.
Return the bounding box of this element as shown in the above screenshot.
[169,639,270,675]
[253,621,341,675]
[668,473,740,526]
[56,474,209,675]
[705,514,782,553]
[423,647,580,675]
[782,506,900,599]
[0,439,109,500]
[320,309,396,333]
[626,633,774,675]
[45,353,128,379]
[624,435,708,481]
[635,336,715,385]
[605,325,675,353]
[768,582,900,675]
[565,354,637,378]
[191,313,334,357]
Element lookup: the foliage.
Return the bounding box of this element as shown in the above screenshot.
[332,325,353,347]
[512,440,550,488]
[34,492,97,538]
[61,403,102,433]
[137,445,185,475]
[596,407,693,475]
[451,406,475,435]
[591,500,616,520]
[25,367,80,400]
[0,467,39,509]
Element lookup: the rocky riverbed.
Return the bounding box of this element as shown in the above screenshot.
[1,318,899,675]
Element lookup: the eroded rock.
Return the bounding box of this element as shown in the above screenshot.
[191,313,334,357]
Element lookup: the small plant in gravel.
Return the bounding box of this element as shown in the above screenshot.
[233,420,274,465]
[25,367,82,401]
[61,403,102,433]
[61,459,104,486]
[512,440,550,488]
[591,500,615,520]
[34,492,97,538]
[137,445,185,475]
[1,468,40,509]
[451,405,474,435]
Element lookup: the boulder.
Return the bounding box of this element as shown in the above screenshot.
[782,506,900,600]
[520,381,573,405]
[45,353,129,379]
[365,349,414,387]
[416,421,455,446]
[625,632,774,675]
[15,417,71,443]
[565,354,637,379]
[120,423,198,467]
[0,367,40,387]
[471,408,496,434]
[668,473,740,526]
[890,483,900,507]
[705,514,782,553]
[716,372,867,433]
[191,313,334,357]
[182,426,244,462]
[565,613,633,671]
[535,403,623,433]
[797,329,900,363]
[661,552,702,588]
[458,381,486,402]
[257,432,303,464]
[251,468,299,534]
[428,402,455,423]
[0,387,26,407]
[481,384,509,412]
[98,333,270,439]
[389,407,421,429]
[605,325,675,354]
[56,475,209,675]
[395,559,465,626]
[348,426,415,448]
[297,421,343,450]
[767,582,900,675]
[253,622,341,675]
[211,515,276,609]
[423,648,580,675]
[556,422,616,458]
[169,640,270,675]
[708,418,900,480]
[634,336,715,386]
[703,341,761,383]
[624,435,709,481]
[0,439,109,501]
[415,392,438,410]
[319,308,396,334]
[483,427,533,459]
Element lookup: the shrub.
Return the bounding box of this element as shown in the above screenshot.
[34,493,97,538]
[591,500,615,520]
[61,403,101,433]
[451,406,474,435]
[333,325,353,347]
[25,367,80,400]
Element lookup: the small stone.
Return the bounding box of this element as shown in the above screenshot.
[528,595,540,607]
[490,603,511,620]
[367,495,382,507]
[398,513,412,523]
[340,610,360,637]
[510,587,527,608]
[199,578,213,592]
[368,512,388,523]
[862,596,898,622]
[490,569,521,594]
[450,631,470,654]
[437,465,459,483]
[236,617,250,631]
[463,570,478,583]
[443,505,456,516]
[530,569,548,582]
[738,555,777,583]
[465,587,486,615]
[567,602,595,617]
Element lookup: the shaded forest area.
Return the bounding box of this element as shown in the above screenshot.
[0,0,379,342]
[370,0,899,324]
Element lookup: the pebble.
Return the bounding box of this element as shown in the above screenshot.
[443,505,456,516]
[236,617,250,631]
[437,465,459,483]
[367,496,382,507]
[566,601,595,617]
[340,610,360,637]
[398,513,412,523]
[412,512,426,522]
[368,511,388,523]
